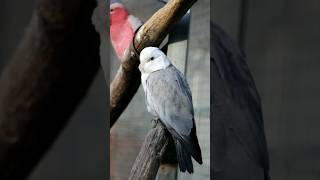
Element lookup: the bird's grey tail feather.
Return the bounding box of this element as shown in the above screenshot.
[175,139,194,173]
[169,127,202,165]
[168,122,203,173]
[190,125,203,164]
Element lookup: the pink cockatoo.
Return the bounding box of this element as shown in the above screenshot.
[110,1,143,61]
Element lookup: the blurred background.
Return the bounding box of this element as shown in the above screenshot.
[213,0,320,180]
[0,1,107,179]
[109,0,210,179]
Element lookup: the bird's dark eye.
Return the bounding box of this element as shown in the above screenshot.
[110,8,114,12]
[150,57,154,61]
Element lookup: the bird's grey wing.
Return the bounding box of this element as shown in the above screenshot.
[211,23,270,173]
[175,68,193,111]
[146,67,194,136]
[146,67,203,166]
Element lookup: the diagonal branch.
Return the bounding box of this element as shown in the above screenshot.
[128,122,170,180]
[129,121,178,180]
[110,0,197,127]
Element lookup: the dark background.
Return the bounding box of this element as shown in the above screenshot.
[213,0,320,180]
[0,0,107,179]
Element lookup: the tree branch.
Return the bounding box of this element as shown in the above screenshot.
[110,0,197,127]
[0,0,100,179]
[129,122,177,180]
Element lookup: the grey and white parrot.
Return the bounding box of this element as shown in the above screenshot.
[138,47,202,173]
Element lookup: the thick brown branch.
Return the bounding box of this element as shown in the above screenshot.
[0,0,100,179]
[110,0,197,127]
[129,122,175,180]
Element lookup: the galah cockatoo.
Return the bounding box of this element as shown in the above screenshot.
[139,47,203,173]
[110,1,142,61]
[110,1,168,62]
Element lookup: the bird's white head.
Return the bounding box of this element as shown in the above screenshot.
[139,47,171,74]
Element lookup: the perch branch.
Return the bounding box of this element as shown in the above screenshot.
[0,0,100,179]
[129,122,177,180]
[110,0,197,127]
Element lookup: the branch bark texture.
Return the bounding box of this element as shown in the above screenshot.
[129,122,171,180]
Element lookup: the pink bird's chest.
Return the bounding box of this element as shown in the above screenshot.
[110,20,135,59]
